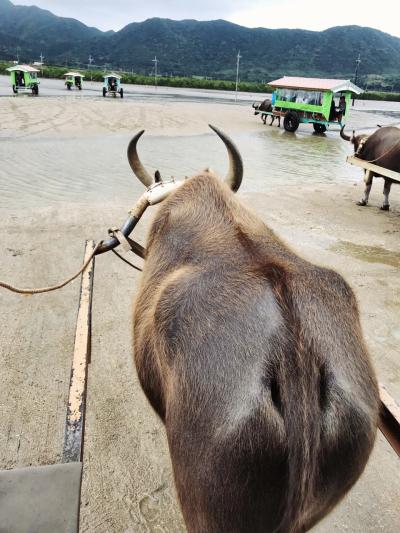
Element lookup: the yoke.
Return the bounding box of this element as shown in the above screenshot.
[346,155,400,183]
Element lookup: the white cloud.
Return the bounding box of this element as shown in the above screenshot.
[229,0,400,37]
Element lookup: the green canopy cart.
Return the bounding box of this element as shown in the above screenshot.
[64,72,84,90]
[255,77,363,133]
[103,73,123,98]
[6,64,40,95]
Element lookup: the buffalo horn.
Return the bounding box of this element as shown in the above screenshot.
[340,125,352,141]
[127,129,154,187]
[208,124,243,192]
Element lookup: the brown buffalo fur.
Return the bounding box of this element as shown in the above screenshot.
[133,172,379,533]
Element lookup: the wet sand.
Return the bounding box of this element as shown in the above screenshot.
[0,93,399,532]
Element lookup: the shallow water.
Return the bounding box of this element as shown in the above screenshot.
[1,76,399,210]
[331,240,400,268]
[0,128,363,209]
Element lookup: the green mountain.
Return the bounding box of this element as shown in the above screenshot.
[1,0,400,83]
[104,19,400,81]
[0,0,105,62]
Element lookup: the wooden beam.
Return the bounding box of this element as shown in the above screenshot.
[379,385,400,457]
[346,155,400,183]
[63,241,95,464]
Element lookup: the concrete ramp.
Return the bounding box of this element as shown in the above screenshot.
[0,462,82,533]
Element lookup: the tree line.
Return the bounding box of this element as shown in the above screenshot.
[1,62,400,101]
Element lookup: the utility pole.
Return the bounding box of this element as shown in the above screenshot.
[235,50,242,102]
[88,55,94,81]
[39,52,44,76]
[152,56,158,89]
[352,53,361,106]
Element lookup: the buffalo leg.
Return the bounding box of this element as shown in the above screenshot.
[356,171,373,206]
[381,179,392,210]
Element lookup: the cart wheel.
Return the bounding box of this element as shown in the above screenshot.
[67,83,71,90]
[120,88,124,98]
[12,85,18,94]
[313,123,327,133]
[32,85,39,96]
[103,87,107,97]
[283,111,299,132]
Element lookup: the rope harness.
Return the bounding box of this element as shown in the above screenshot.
[0,179,185,296]
[108,227,143,272]
[0,242,101,295]
[355,137,400,164]
[0,238,142,295]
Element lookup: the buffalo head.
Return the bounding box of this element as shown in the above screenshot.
[340,126,369,154]
[96,125,243,255]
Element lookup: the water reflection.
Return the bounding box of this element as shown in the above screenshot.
[1,99,399,209]
[234,127,359,193]
[0,126,365,209]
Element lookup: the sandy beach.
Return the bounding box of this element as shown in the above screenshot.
[0,95,261,138]
[0,87,399,532]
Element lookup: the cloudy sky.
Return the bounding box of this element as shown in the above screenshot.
[12,0,400,38]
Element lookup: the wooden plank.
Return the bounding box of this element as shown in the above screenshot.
[379,385,400,457]
[346,155,400,183]
[62,240,95,464]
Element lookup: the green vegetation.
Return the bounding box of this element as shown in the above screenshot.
[0,61,268,93]
[356,91,400,102]
[2,61,400,100]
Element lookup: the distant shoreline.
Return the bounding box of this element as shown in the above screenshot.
[2,62,400,101]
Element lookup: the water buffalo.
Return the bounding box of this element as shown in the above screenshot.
[129,126,379,533]
[252,99,280,126]
[341,125,400,210]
